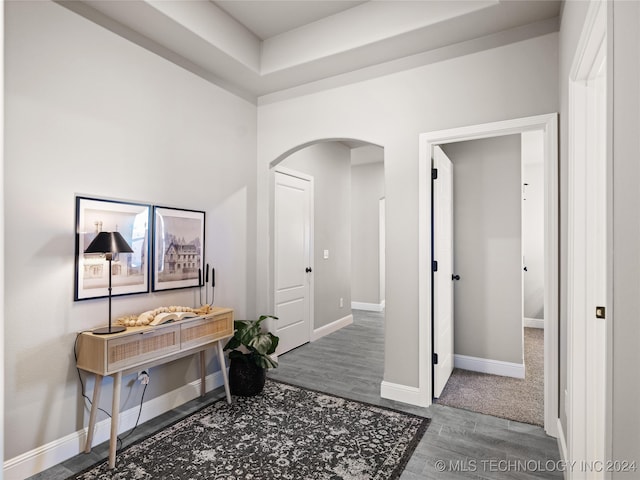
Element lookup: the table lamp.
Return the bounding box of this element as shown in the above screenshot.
[84,231,133,335]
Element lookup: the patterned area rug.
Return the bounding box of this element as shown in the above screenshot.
[72,380,429,479]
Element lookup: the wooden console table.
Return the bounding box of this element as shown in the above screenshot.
[76,306,234,469]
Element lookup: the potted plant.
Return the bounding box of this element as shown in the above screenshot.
[223,315,279,396]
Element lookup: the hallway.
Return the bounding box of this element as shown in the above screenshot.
[269,310,562,479]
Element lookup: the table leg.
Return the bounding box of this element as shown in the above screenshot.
[108,371,122,469]
[216,341,232,404]
[200,350,206,397]
[84,374,103,453]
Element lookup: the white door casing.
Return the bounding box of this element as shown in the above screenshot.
[273,169,313,354]
[379,197,386,306]
[567,0,608,475]
[432,146,454,398]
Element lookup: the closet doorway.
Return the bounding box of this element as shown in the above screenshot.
[418,113,559,437]
[433,132,546,427]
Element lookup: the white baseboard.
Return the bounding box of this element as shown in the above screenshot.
[380,381,426,407]
[454,354,525,379]
[351,301,385,312]
[524,317,545,329]
[556,418,568,479]
[312,314,353,341]
[4,370,226,480]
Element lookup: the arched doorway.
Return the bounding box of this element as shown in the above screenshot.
[269,139,385,354]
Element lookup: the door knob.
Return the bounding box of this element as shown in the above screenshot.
[452,274,460,281]
[305,267,312,273]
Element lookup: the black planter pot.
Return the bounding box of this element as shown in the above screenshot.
[228,355,266,397]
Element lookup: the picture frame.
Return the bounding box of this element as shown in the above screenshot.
[75,196,151,300]
[153,206,205,292]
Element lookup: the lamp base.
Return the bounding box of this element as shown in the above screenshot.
[92,325,127,335]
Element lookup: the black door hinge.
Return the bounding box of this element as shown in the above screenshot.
[432,260,438,272]
[432,168,438,180]
[433,353,439,365]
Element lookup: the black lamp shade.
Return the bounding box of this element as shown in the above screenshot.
[84,231,133,254]
[84,231,132,335]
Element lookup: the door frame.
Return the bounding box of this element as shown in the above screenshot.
[270,166,315,348]
[379,197,386,308]
[567,0,609,474]
[418,113,559,437]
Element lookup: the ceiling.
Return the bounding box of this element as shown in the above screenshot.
[59,0,561,103]
[214,1,368,40]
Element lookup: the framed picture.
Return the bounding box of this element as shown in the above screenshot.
[75,197,151,300]
[153,206,205,291]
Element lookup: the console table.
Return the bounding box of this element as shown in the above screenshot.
[76,306,234,469]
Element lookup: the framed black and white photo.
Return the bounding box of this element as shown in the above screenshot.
[153,206,205,291]
[75,196,151,300]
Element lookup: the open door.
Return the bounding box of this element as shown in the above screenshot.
[432,146,454,398]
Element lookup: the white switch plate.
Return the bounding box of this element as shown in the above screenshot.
[323,249,329,259]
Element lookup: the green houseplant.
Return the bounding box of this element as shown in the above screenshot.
[223,315,279,396]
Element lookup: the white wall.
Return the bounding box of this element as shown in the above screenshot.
[609,1,640,473]
[256,33,559,389]
[351,160,385,307]
[4,0,257,465]
[522,130,545,320]
[279,142,352,328]
[442,135,522,364]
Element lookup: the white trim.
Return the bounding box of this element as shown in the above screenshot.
[418,113,559,438]
[379,197,386,308]
[524,317,545,329]
[4,371,227,480]
[454,354,525,379]
[273,165,314,183]
[556,417,569,476]
[567,1,608,475]
[0,5,5,472]
[311,314,353,341]
[380,381,423,405]
[351,301,385,312]
[543,113,560,440]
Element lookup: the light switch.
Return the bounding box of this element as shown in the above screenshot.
[323,249,329,259]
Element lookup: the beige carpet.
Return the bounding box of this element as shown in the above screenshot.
[435,327,543,426]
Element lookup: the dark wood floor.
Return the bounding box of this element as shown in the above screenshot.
[269,310,563,480]
[31,310,562,479]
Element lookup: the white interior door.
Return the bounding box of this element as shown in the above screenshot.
[274,170,313,354]
[433,146,454,398]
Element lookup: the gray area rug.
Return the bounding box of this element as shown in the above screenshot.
[71,379,429,479]
[435,327,543,425]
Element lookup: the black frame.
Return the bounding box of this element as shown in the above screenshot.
[74,196,151,300]
[152,206,205,292]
